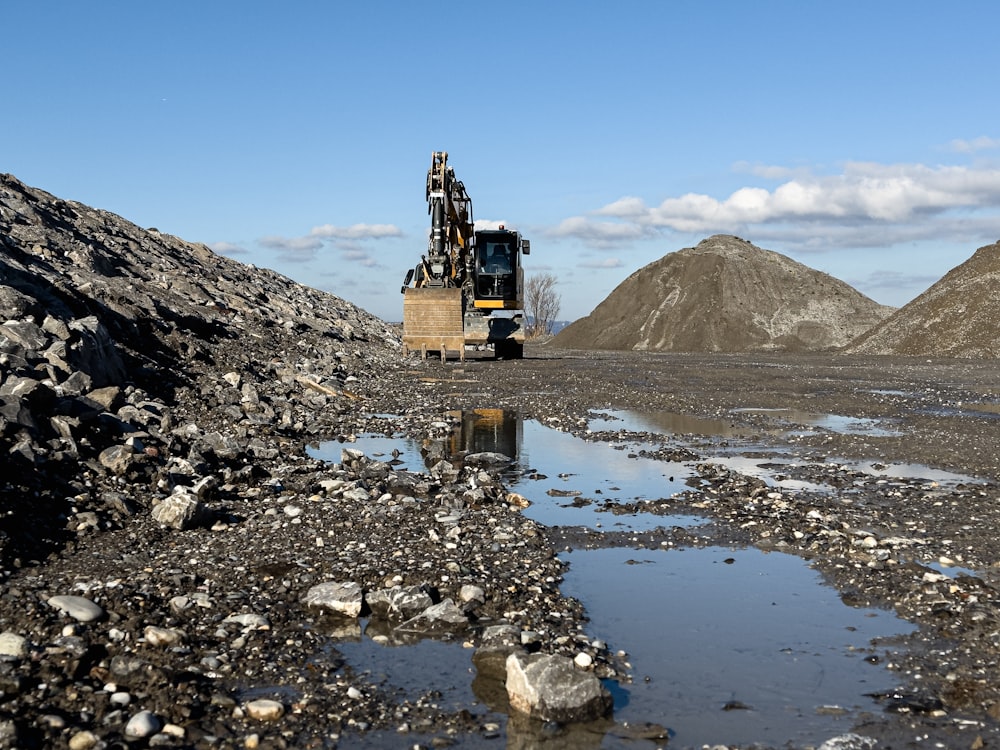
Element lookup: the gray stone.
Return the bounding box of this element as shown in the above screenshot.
[397,598,468,634]
[46,595,104,623]
[818,734,878,750]
[85,385,124,411]
[505,652,612,723]
[99,444,135,474]
[0,320,48,351]
[366,585,434,620]
[223,613,271,630]
[151,489,209,530]
[302,581,364,617]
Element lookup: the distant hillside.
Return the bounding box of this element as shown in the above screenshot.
[554,235,893,353]
[847,240,1000,358]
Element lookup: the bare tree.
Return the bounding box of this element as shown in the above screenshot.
[524,272,561,338]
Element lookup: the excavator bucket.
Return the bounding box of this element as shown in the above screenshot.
[402,288,466,361]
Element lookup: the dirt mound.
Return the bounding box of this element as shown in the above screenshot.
[846,240,1000,358]
[554,235,893,352]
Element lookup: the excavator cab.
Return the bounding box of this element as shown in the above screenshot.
[472,229,525,306]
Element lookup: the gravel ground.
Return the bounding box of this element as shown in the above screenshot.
[4,342,1000,750]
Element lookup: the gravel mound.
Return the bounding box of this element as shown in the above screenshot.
[554,234,893,352]
[846,239,1000,358]
[0,172,399,570]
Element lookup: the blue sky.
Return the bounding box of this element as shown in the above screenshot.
[6,1,1000,321]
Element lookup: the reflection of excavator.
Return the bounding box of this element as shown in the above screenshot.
[400,151,530,360]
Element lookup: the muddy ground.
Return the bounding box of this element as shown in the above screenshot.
[4,344,1000,750]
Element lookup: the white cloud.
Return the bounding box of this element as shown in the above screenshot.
[580,257,624,269]
[341,249,381,268]
[475,218,511,231]
[259,235,324,252]
[255,222,403,265]
[546,215,657,247]
[258,234,324,263]
[947,136,1000,153]
[309,223,402,240]
[210,241,248,256]
[569,160,1000,249]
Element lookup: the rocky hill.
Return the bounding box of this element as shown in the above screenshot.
[846,240,1000,358]
[554,235,894,353]
[0,173,400,566]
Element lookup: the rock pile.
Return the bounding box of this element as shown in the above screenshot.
[554,235,893,352]
[846,239,1000,358]
[0,172,399,569]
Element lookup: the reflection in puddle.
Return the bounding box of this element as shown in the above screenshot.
[706,455,978,489]
[335,636,478,707]
[589,409,765,438]
[592,408,904,438]
[561,546,914,748]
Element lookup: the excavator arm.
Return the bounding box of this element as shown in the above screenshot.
[422,151,474,287]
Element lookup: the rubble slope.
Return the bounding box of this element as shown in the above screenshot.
[846,239,1000,358]
[554,235,893,352]
[0,172,399,566]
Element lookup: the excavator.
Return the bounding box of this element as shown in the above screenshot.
[400,151,530,360]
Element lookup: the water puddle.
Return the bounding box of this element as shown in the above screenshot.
[590,408,903,439]
[309,411,918,747]
[706,455,978,491]
[588,409,768,438]
[310,411,697,532]
[560,546,915,748]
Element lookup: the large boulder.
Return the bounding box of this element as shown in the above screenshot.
[505,652,612,723]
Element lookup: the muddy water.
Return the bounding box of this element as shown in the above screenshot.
[310,411,917,746]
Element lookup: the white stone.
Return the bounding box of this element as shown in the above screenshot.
[459,584,485,604]
[68,731,100,750]
[301,581,363,617]
[0,632,28,659]
[574,652,593,669]
[223,613,271,630]
[144,626,185,647]
[47,595,104,623]
[125,710,162,738]
[245,699,284,721]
